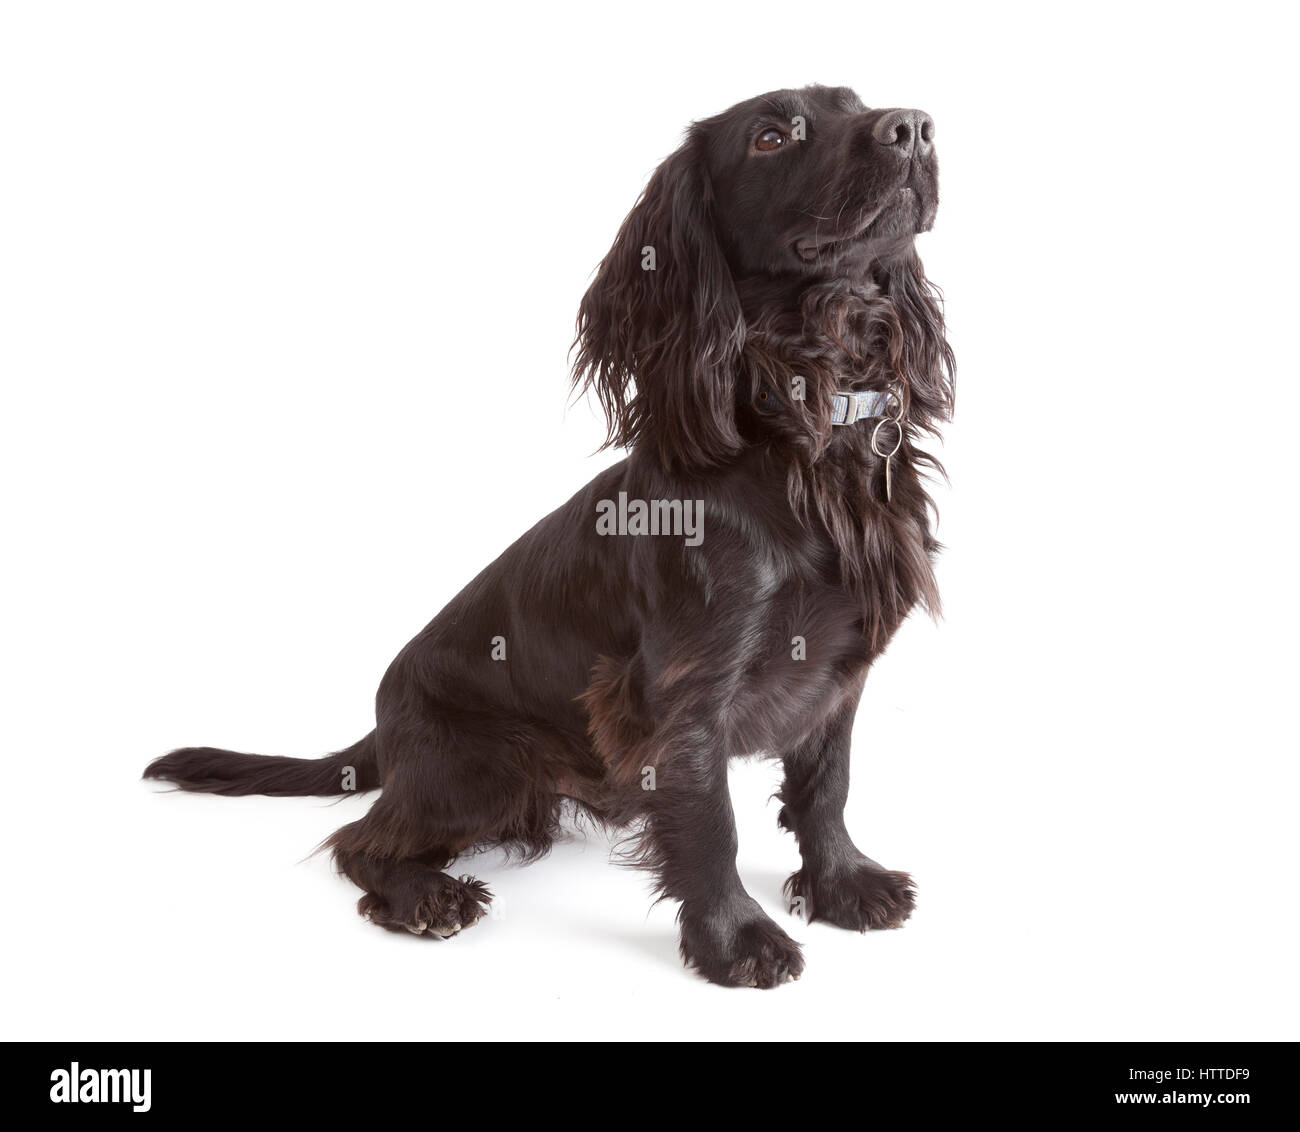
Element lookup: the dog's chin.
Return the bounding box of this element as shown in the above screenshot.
[861,187,936,239]
[792,188,936,267]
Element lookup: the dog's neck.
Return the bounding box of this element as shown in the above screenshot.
[727,256,949,638]
[737,274,902,401]
[736,248,952,437]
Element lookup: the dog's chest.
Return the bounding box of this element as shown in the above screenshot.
[707,556,872,753]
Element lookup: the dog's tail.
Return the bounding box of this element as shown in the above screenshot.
[143,732,379,797]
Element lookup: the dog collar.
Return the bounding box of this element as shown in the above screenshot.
[830,389,898,426]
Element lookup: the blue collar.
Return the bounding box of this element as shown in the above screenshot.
[830,389,897,426]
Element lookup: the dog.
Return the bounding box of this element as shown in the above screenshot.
[145,85,954,988]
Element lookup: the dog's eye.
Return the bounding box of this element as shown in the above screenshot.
[754,128,787,152]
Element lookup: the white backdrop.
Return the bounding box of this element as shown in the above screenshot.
[2,0,1296,1041]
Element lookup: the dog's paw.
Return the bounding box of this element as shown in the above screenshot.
[358,873,492,939]
[785,864,915,932]
[680,910,804,988]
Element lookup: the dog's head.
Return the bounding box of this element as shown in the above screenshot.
[706,86,939,275]
[573,85,949,473]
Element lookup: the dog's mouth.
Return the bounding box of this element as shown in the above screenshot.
[793,183,929,264]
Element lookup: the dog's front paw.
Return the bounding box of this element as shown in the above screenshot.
[680,907,804,988]
[785,864,915,931]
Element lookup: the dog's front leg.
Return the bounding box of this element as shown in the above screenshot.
[644,741,804,988]
[778,698,917,931]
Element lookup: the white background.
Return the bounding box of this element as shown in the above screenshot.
[2,1,1297,1041]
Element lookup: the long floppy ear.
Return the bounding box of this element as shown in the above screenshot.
[572,131,745,473]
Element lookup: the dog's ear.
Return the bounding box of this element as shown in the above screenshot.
[572,132,744,472]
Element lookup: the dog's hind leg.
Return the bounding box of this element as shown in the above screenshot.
[332,819,493,938]
[325,709,565,938]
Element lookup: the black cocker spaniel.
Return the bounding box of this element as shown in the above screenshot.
[146,84,954,988]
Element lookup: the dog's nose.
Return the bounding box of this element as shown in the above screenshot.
[871,109,935,158]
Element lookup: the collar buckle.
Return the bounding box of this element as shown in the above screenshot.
[831,389,897,427]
